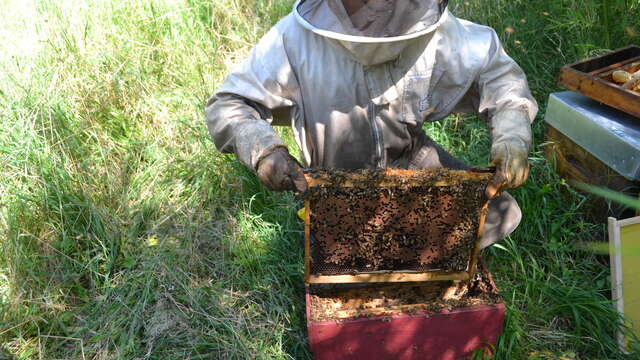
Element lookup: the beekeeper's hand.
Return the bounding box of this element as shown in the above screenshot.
[489,140,529,194]
[256,146,307,192]
[487,110,532,197]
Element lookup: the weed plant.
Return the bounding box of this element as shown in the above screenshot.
[0,0,639,359]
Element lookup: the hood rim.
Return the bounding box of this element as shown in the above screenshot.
[292,0,448,44]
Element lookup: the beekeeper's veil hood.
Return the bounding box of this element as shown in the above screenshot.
[294,0,449,65]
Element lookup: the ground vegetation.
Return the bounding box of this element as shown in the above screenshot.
[1,0,639,358]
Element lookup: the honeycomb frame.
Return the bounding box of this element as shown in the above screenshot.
[303,168,496,284]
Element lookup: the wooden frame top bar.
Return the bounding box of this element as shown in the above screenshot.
[307,271,470,284]
[304,168,494,189]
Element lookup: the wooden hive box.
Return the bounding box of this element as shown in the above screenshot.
[550,46,640,219]
[301,168,506,359]
[305,260,505,360]
[558,45,640,118]
[544,91,640,220]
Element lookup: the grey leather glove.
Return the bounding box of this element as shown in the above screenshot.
[488,110,532,194]
[490,140,530,191]
[256,147,308,192]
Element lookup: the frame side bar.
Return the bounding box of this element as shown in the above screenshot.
[304,200,311,283]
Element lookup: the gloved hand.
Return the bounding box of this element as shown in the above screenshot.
[487,109,532,197]
[489,140,529,193]
[256,147,308,192]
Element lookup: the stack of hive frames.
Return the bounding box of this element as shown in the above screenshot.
[303,168,495,284]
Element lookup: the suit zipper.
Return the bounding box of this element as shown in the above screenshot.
[369,103,384,168]
[364,65,384,168]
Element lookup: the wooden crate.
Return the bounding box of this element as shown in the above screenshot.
[559,45,640,119]
[306,260,505,360]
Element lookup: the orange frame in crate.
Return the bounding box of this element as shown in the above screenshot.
[302,168,498,284]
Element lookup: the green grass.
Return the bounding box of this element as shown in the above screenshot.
[0,0,639,358]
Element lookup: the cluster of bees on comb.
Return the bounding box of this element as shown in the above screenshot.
[305,169,490,275]
[309,269,500,321]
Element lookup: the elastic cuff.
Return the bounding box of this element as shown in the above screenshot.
[490,109,532,152]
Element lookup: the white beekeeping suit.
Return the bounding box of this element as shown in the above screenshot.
[205,0,538,248]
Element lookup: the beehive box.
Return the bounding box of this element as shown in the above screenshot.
[305,261,505,360]
[302,168,495,284]
[302,168,505,359]
[559,45,640,119]
[544,91,640,220]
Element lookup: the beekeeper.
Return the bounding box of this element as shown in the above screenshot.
[205,0,538,248]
